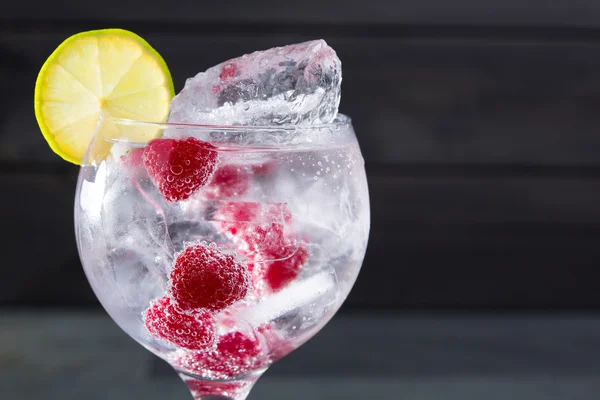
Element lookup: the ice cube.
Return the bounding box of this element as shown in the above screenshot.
[236,271,337,327]
[168,40,341,126]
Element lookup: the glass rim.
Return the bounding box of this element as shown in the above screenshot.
[102,113,352,132]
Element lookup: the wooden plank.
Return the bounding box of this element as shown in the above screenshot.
[3,171,600,308]
[368,174,600,224]
[0,170,84,306]
[348,225,600,309]
[5,33,600,165]
[4,0,600,27]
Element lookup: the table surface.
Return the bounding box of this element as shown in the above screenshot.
[2,311,600,399]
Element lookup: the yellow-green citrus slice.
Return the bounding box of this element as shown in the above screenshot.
[34,28,175,164]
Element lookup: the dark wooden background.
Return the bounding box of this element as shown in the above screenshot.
[3,1,600,311]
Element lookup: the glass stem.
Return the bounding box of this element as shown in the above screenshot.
[178,371,262,400]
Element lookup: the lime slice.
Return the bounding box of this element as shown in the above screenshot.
[34,28,175,165]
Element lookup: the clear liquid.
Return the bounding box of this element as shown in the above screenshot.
[75,138,370,377]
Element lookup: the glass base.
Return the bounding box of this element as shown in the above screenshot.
[177,369,265,400]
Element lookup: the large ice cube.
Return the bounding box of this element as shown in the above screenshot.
[168,40,341,126]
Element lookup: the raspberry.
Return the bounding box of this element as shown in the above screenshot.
[143,137,218,202]
[214,202,308,292]
[250,160,278,176]
[176,330,267,379]
[120,148,144,169]
[257,324,294,361]
[262,243,309,291]
[169,243,250,312]
[183,378,245,399]
[205,164,250,199]
[219,63,238,81]
[215,202,291,256]
[143,297,215,351]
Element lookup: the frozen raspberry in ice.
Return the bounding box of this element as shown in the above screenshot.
[169,243,250,312]
[120,148,145,169]
[257,324,295,361]
[183,378,246,399]
[205,164,250,199]
[213,201,308,291]
[176,330,267,379]
[262,243,310,291]
[214,202,292,256]
[250,160,278,176]
[168,40,341,126]
[143,137,218,202]
[144,296,215,351]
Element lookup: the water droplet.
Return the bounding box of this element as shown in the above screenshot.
[313,176,318,180]
[170,165,184,175]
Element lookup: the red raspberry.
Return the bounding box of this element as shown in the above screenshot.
[205,164,250,199]
[169,243,250,312]
[261,243,310,291]
[143,137,218,202]
[215,202,291,256]
[120,148,145,169]
[257,324,294,361]
[250,160,278,176]
[219,63,239,81]
[176,330,267,379]
[214,202,308,292]
[143,296,215,351]
[183,378,245,399]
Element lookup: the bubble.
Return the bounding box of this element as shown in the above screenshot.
[170,165,184,175]
[166,175,175,183]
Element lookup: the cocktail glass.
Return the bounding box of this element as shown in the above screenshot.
[74,115,370,399]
